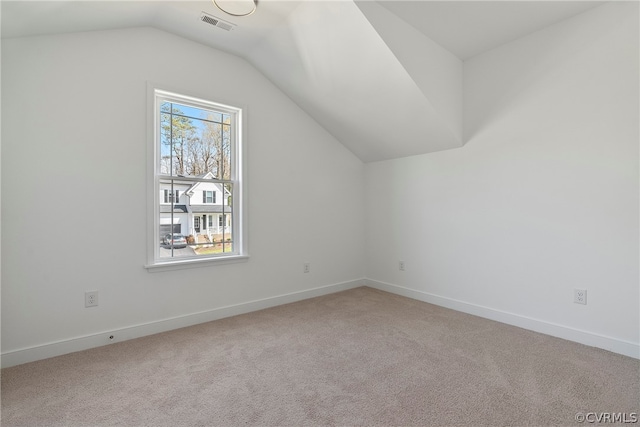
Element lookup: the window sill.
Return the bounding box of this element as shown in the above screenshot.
[145,254,249,272]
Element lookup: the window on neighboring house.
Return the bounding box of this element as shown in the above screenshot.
[163,190,180,204]
[219,214,227,227]
[147,88,246,269]
[203,191,216,204]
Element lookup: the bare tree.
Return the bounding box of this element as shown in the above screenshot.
[202,113,231,180]
[160,103,197,176]
[161,104,232,179]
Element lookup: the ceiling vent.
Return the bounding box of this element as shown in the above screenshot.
[201,12,235,31]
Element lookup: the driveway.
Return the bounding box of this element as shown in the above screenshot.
[159,245,196,258]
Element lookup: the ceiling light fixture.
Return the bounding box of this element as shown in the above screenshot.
[213,0,257,17]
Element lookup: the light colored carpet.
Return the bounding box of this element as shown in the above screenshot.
[2,287,638,426]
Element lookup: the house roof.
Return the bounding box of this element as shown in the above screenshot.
[160,205,189,214]
[190,206,232,214]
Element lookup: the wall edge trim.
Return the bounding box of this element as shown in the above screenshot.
[1,278,365,368]
[364,278,639,359]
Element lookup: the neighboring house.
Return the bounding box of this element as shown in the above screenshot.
[159,172,232,244]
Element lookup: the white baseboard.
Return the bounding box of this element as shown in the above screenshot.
[1,279,365,368]
[364,279,640,360]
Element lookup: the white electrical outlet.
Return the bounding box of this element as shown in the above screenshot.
[399,261,405,271]
[85,291,99,308]
[303,262,310,273]
[574,289,587,305]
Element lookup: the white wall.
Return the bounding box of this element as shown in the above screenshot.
[1,27,365,366]
[2,2,638,367]
[355,0,463,142]
[365,2,639,357]
[249,0,461,162]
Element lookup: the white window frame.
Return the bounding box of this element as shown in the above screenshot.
[146,86,248,271]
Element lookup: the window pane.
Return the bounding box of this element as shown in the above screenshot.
[158,183,191,259]
[222,213,233,253]
[160,101,232,179]
[159,112,173,175]
[222,122,231,179]
[153,90,243,266]
[222,183,233,253]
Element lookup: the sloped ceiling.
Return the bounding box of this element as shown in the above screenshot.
[1,0,605,162]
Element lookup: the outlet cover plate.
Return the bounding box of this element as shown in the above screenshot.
[574,289,587,305]
[85,291,99,308]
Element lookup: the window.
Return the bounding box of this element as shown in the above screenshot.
[163,190,180,204]
[203,191,216,204]
[147,88,246,269]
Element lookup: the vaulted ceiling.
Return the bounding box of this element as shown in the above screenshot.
[1,1,605,162]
